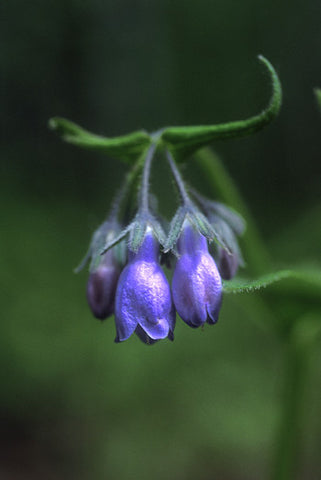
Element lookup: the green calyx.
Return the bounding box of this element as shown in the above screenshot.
[49,56,282,164]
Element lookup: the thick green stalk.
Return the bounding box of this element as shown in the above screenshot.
[271,337,308,480]
[194,147,271,275]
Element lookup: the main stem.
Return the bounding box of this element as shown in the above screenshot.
[271,336,308,480]
[193,147,308,478]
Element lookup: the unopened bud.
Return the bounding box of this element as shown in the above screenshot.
[86,250,121,320]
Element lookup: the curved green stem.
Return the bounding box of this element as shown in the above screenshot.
[49,117,151,163]
[161,56,282,161]
[271,314,321,480]
[194,147,271,275]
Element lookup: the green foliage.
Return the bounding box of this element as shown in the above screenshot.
[224,269,321,295]
[3,0,320,471]
[162,56,282,160]
[192,147,321,480]
[45,60,321,480]
[49,117,152,163]
[50,56,281,166]
[3,191,320,480]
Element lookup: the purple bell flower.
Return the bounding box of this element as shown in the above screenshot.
[87,248,121,320]
[114,229,175,344]
[172,221,222,328]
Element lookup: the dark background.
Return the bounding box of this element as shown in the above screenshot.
[2,1,321,479]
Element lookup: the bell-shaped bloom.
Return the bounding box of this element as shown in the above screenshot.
[172,222,222,327]
[86,248,121,320]
[114,229,175,344]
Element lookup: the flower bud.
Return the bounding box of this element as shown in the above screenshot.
[217,248,239,280]
[114,229,175,344]
[172,222,222,327]
[207,213,243,280]
[86,249,121,320]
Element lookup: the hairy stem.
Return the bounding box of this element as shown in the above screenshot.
[166,150,191,205]
[109,151,146,222]
[139,143,157,214]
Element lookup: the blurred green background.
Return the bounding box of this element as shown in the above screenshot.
[2,1,321,479]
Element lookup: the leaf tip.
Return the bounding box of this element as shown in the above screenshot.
[48,117,58,131]
[314,88,321,110]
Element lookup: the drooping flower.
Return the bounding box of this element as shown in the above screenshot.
[114,228,175,344]
[76,219,124,320]
[172,221,222,328]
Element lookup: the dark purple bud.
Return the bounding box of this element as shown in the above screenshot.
[208,214,243,280]
[172,222,222,328]
[114,229,175,344]
[86,249,121,320]
[217,247,239,280]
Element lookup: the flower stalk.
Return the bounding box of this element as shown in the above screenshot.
[139,143,157,214]
[166,150,191,206]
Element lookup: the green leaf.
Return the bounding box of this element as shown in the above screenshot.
[223,269,321,295]
[161,56,282,161]
[49,117,152,163]
[314,88,321,114]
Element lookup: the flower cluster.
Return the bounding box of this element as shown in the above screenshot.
[50,55,283,344]
[78,147,245,345]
